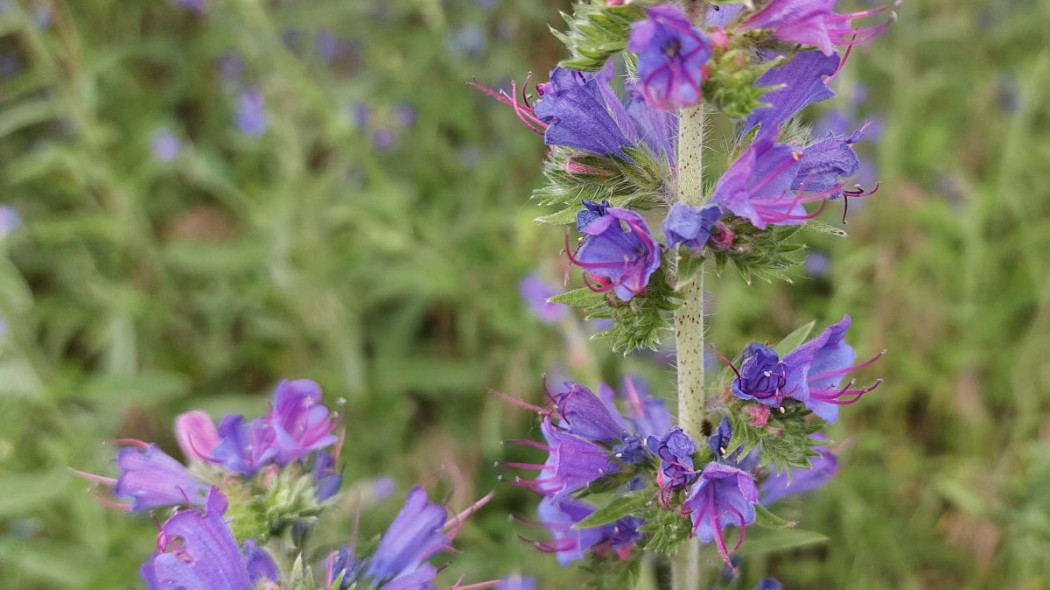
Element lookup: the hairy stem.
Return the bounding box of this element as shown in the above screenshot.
[671,2,707,589]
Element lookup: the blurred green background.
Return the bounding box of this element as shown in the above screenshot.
[1,0,1048,589]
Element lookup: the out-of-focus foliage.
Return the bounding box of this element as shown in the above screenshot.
[0,0,1048,589]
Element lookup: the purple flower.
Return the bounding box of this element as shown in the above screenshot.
[265,379,338,465]
[151,129,181,163]
[519,274,570,323]
[755,579,784,590]
[706,3,745,27]
[535,496,643,565]
[235,88,267,137]
[647,427,697,490]
[311,451,343,503]
[744,51,840,137]
[761,439,838,503]
[140,488,278,590]
[615,376,672,439]
[781,315,883,423]
[498,575,537,590]
[684,462,759,565]
[628,5,712,109]
[515,418,620,497]
[0,205,21,236]
[793,129,863,196]
[552,381,628,444]
[711,136,819,229]
[175,410,220,463]
[662,202,723,254]
[741,0,898,56]
[534,66,630,156]
[707,417,762,473]
[114,443,210,511]
[805,251,831,277]
[171,0,207,14]
[729,315,883,421]
[327,487,450,590]
[568,202,661,301]
[210,415,277,476]
[730,342,798,407]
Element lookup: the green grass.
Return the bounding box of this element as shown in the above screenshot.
[1,1,1049,589]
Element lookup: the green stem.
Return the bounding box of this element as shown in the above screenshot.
[671,2,707,589]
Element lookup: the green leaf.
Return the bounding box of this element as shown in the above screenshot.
[754,503,796,529]
[736,528,830,558]
[575,492,650,529]
[773,320,816,356]
[0,469,70,517]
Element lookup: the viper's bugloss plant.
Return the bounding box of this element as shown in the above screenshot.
[479,0,897,587]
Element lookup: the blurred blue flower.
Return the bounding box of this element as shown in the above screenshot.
[0,205,21,236]
[151,128,181,162]
[761,437,838,504]
[172,0,206,14]
[805,251,830,277]
[518,274,569,324]
[235,88,267,136]
[114,443,210,511]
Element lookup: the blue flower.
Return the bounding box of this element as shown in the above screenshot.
[729,315,883,421]
[662,202,723,255]
[327,487,451,590]
[552,381,629,444]
[535,496,643,565]
[646,427,697,490]
[683,462,759,565]
[707,417,761,472]
[568,202,661,301]
[743,51,840,137]
[140,488,278,590]
[710,136,817,229]
[266,379,339,465]
[211,415,277,476]
[628,5,711,109]
[114,443,210,511]
[497,574,537,590]
[534,66,631,156]
[793,129,864,196]
[528,418,620,497]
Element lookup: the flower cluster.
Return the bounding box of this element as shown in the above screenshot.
[84,380,525,590]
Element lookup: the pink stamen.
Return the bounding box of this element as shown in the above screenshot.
[69,468,117,487]
[111,438,149,449]
[623,376,645,418]
[490,389,550,415]
[808,349,886,382]
[444,491,494,539]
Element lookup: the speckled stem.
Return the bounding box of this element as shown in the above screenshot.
[671,2,707,590]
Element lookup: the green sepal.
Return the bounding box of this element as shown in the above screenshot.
[710,222,805,284]
[588,265,679,352]
[554,1,651,72]
[575,491,652,529]
[532,145,670,226]
[582,555,642,590]
[637,504,694,557]
[702,49,784,119]
[724,404,822,474]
